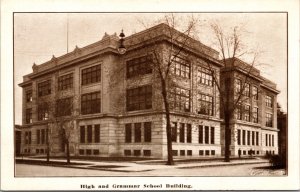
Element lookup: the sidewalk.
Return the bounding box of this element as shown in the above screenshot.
[16,156,270,173]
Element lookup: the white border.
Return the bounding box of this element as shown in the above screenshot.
[1,0,299,190]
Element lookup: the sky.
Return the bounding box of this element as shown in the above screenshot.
[14,13,287,125]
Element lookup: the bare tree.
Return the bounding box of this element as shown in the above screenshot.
[41,72,79,164]
[131,14,198,165]
[206,21,262,162]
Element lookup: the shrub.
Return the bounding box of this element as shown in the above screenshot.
[268,154,285,168]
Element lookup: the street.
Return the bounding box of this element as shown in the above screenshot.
[15,163,285,177]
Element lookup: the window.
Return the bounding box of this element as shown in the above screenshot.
[56,97,73,117]
[186,124,192,143]
[199,125,203,144]
[272,135,274,147]
[58,73,73,90]
[134,150,141,156]
[237,129,241,145]
[125,124,132,143]
[179,123,185,143]
[187,150,192,156]
[199,150,204,156]
[236,79,242,94]
[210,127,215,144]
[38,80,51,97]
[126,55,152,78]
[242,130,246,145]
[26,90,32,102]
[252,131,255,145]
[93,150,100,155]
[36,149,39,154]
[41,129,45,144]
[169,87,190,112]
[180,150,185,156]
[205,150,210,155]
[37,130,40,144]
[172,56,191,79]
[266,134,268,146]
[81,92,100,115]
[87,125,92,143]
[265,95,273,108]
[171,122,177,142]
[81,65,101,85]
[256,132,259,146]
[143,150,151,156]
[80,126,85,143]
[144,122,151,142]
[266,113,273,127]
[94,124,100,143]
[126,85,152,111]
[86,149,92,155]
[247,130,250,145]
[79,149,84,155]
[198,67,213,86]
[197,93,213,116]
[124,150,131,156]
[236,103,242,120]
[25,131,32,144]
[211,150,215,155]
[269,134,271,147]
[26,108,32,124]
[253,107,258,123]
[252,86,258,100]
[204,126,209,144]
[38,103,49,121]
[244,83,250,97]
[244,105,250,122]
[134,123,141,143]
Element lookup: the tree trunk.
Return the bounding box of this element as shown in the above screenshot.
[46,127,50,163]
[224,115,231,162]
[161,79,174,165]
[224,78,231,162]
[66,140,70,164]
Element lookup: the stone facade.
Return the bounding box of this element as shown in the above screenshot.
[18,23,279,159]
[220,58,280,156]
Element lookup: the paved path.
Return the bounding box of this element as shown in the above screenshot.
[15,163,285,177]
[15,156,274,175]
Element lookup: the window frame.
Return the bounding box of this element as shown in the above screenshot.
[144,122,152,142]
[25,108,32,124]
[58,73,73,91]
[265,113,273,127]
[197,92,214,116]
[198,66,214,86]
[38,80,51,97]
[126,55,153,78]
[169,86,191,112]
[81,64,101,85]
[81,92,101,115]
[134,123,142,143]
[265,95,273,108]
[252,86,258,100]
[126,85,152,111]
[38,102,49,121]
[171,56,191,79]
[26,90,32,102]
